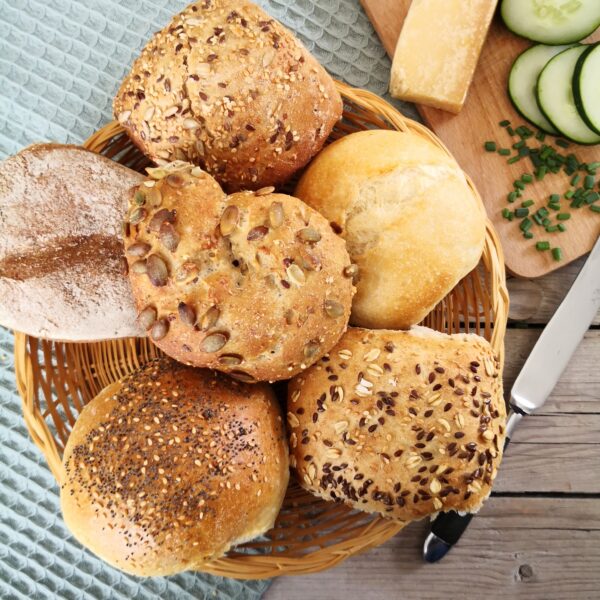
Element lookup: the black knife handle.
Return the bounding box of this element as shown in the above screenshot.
[430,511,473,545]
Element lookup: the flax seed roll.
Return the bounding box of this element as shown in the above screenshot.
[60,358,289,576]
[287,326,506,522]
[123,162,354,382]
[113,0,342,192]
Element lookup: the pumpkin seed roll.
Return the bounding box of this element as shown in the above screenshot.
[288,326,506,522]
[123,162,355,382]
[114,0,342,192]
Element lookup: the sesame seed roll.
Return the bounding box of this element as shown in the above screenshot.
[61,358,289,576]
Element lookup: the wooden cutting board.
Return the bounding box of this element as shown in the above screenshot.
[360,0,600,278]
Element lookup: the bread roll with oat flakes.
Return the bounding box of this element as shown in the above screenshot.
[114,0,342,192]
[295,129,486,330]
[0,144,144,340]
[123,162,354,382]
[61,357,289,576]
[287,326,506,522]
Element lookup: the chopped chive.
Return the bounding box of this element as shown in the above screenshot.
[535,166,548,180]
[533,213,544,225]
[590,204,600,213]
[507,126,515,136]
[585,192,599,204]
[587,161,600,171]
[508,156,521,164]
[521,173,533,183]
[571,174,581,186]
[523,231,534,239]
[513,140,525,149]
[557,213,571,220]
[537,207,549,218]
[556,139,570,148]
[552,247,563,261]
[519,147,530,157]
[499,119,511,127]
[542,217,551,226]
[571,197,585,209]
[536,241,550,251]
[498,148,511,156]
[536,131,546,141]
[515,208,529,218]
[508,191,518,202]
[520,218,532,231]
[502,208,512,219]
[514,180,526,190]
[550,194,560,203]
[557,223,567,232]
[546,225,559,232]
[548,203,561,211]
[521,199,534,208]
[484,141,497,152]
[564,190,575,199]
[584,175,595,189]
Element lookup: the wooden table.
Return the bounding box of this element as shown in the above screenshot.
[266,257,600,600]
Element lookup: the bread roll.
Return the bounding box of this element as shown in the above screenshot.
[61,358,289,576]
[123,162,354,382]
[114,0,342,192]
[287,326,505,522]
[0,144,144,340]
[295,130,486,329]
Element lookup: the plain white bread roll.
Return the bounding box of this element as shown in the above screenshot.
[60,358,289,576]
[295,130,486,329]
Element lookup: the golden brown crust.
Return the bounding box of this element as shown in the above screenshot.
[113,0,342,192]
[61,358,289,577]
[295,129,486,330]
[123,162,354,382]
[287,326,506,522]
[0,143,144,340]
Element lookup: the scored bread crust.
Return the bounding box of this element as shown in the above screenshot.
[0,143,144,340]
[60,358,289,577]
[123,162,355,382]
[295,129,486,330]
[287,326,506,522]
[113,0,342,192]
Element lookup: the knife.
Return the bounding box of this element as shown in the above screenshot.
[423,234,600,563]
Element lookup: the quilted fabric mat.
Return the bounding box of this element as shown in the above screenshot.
[0,1,415,598]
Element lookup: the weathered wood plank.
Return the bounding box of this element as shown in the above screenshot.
[496,443,600,493]
[503,329,600,413]
[508,256,600,325]
[266,498,600,600]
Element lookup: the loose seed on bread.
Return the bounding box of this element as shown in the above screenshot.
[146,254,169,287]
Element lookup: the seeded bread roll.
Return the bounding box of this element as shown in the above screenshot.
[295,129,486,329]
[114,0,342,192]
[287,326,506,522]
[61,358,289,576]
[0,144,144,340]
[124,162,354,382]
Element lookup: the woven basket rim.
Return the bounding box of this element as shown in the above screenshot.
[13,80,508,579]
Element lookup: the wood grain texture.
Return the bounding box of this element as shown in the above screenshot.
[508,257,600,325]
[360,0,600,278]
[266,498,600,600]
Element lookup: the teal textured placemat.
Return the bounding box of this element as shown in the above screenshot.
[0,1,414,597]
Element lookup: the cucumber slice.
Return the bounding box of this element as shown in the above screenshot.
[501,0,600,45]
[573,43,600,135]
[508,44,573,134]
[537,45,600,145]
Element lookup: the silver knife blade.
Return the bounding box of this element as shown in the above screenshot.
[511,235,600,414]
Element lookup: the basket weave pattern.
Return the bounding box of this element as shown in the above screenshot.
[14,82,508,579]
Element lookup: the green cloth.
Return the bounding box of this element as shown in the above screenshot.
[0,1,413,597]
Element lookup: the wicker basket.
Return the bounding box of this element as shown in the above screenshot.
[14,81,508,579]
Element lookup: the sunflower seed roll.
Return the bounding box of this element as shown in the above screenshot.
[123,162,355,382]
[287,326,506,523]
[114,0,342,192]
